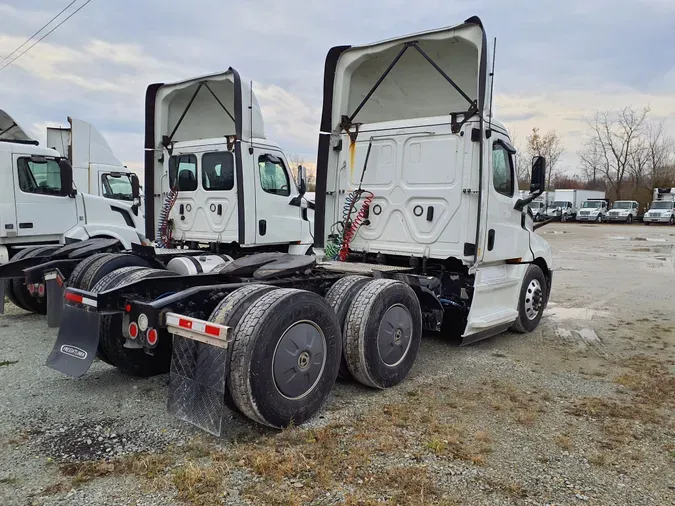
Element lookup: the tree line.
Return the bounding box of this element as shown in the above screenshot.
[517,106,675,208]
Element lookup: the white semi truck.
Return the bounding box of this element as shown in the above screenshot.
[46,116,143,211]
[0,70,314,324]
[546,189,605,221]
[607,200,640,223]
[48,17,554,435]
[644,188,675,225]
[0,111,146,314]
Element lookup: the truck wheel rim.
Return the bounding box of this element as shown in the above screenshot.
[377,304,413,367]
[524,279,543,321]
[272,320,326,400]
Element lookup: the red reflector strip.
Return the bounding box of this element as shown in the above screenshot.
[64,291,97,307]
[205,325,220,337]
[65,292,83,304]
[164,313,230,348]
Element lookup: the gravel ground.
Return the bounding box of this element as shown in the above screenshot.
[0,223,673,505]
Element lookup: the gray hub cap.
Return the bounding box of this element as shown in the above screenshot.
[524,279,544,321]
[272,321,326,400]
[377,304,413,367]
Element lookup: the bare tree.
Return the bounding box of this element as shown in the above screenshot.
[578,138,604,187]
[645,120,675,186]
[526,128,564,190]
[580,106,649,200]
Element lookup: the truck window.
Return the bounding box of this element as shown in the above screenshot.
[202,152,234,191]
[101,173,134,201]
[258,154,290,197]
[17,157,63,195]
[492,144,514,197]
[169,154,197,191]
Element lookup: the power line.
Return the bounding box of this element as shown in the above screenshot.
[0,0,94,73]
[0,0,78,64]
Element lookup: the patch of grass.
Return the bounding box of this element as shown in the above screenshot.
[554,435,572,450]
[0,360,18,367]
[516,411,538,426]
[587,453,607,466]
[60,452,174,485]
[172,460,229,505]
[474,431,492,444]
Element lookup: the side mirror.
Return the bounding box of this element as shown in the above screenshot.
[530,156,546,196]
[297,165,307,196]
[57,158,75,197]
[514,155,547,211]
[131,173,141,199]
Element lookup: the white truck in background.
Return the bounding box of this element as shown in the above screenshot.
[0,109,146,313]
[528,190,553,221]
[607,200,640,223]
[576,197,610,223]
[644,188,675,225]
[46,117,143,211]
[546,189,605,222]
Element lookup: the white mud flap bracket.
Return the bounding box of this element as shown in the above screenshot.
[166,313,232,436]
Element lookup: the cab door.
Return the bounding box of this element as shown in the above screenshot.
[13,154,78,238]
[252,149,302,245]
[480,136,531,264]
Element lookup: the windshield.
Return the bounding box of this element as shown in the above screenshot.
[101,173,134,201]
[650,201,674,210]
[581,201,602,209]
[612,201,632,210]
[550,201,568,208]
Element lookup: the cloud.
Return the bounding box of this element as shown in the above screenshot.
[0,0,673,182]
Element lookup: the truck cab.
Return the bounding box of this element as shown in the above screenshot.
[0,111,145,262]
[528,200,546,221]
[644,189,675,225]
[145,71,313,253]
[546,201,573,221]
[607,200,639,223]
[576,199,609,222]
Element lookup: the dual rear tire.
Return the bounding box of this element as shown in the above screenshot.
[208,278,423,428]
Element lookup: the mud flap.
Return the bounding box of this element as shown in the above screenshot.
[0,281,5,315]
[167,336,228,436]
[46,304,101,377]
[45,270,65,328]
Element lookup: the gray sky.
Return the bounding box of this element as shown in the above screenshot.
[1,0,674,175]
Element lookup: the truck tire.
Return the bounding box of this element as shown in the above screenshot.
[5,247,40,311]
[67,253,116,289]
[94,268,178,376]
[11,246,60,314]
[87,266,150,365]
[208,284,277,413]
[324,275,370,380]
[626,214,633,224]
[78,254,151,292]
[344,279,422,390]
[670,215,675,226]
[510,264,547,334]
[228,288,341,428]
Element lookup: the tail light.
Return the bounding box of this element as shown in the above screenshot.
[37,284,45,297]
[128,322,139,339]
[147,328,158,346]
